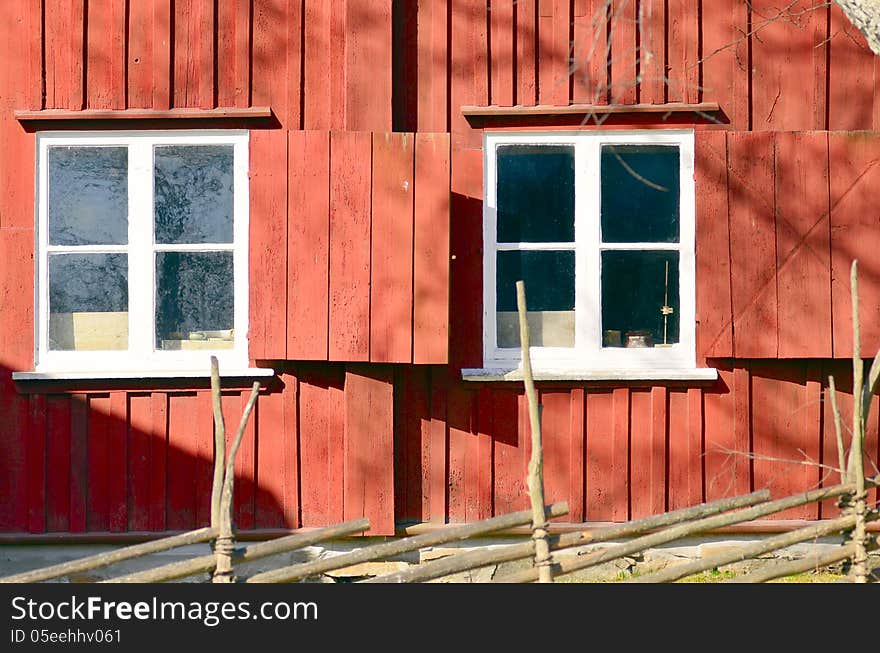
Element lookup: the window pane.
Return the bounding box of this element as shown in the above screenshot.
[48,146,128,246]
[496,250,575,348]
[48,253,128,350]
[154,145,234,244]
[497,145,575,243]
[601,145,679,243]
[601,251,679,348]
[156,252,234,350]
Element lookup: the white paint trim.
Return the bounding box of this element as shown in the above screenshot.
[34,130,250,373]
[482,129,697,372]
[461,367,718,382]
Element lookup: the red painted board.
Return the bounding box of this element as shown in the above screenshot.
[370,133,415,363]
[446,383,472,522]
[44,0,84,109]
[413,133,450,364]
[571,0,607,104]
[750,0,825,131]
[299,371,330,526]
[255,387,285,529]
[538,0,572,105]
[343,365,395,535]
[611,388,629,521]
[668,390,689,511]
[46,396,71,532]
[173,0,214,108]
[829,132,880,357]
[490,0,515,106]
[152,0,173,110]
[567,388,585,522]
[233,388,257,530]
[637,0,664,104]
[0,386,28,531]
[774,132,832,358]
[149,393,168,531]
[27,395,47,533]
[327,368,345,523]
[629,388,663,519]
[474,387,493,522]
[128,0,154,108]
[253,0,291,124]
[86,395,110,532]
[166,393,199,531]
[287,131,330,360]
[608,0,636,104]
[69,394,88,533]
[329,131,372,362]
[87,0,126,110]
[346,0,392,131]
[585,390,614,521]
[395,367,429,522]
[107,392,128,532]
[540,390,572,521]
[428,368,448,522]
[828,3,875,131]
[217,0,251,108]
[303,0,332,129]
[703,366,739,501]
[417,0,448,131]
[694,130,733,359]
[801,365,824,520]
[666,0,699,104]
[700,0,749,129]
[195,390,214,527]
[248,129,288,361]
[282,372,300,529]
[450,0,482,149]
[516,0,538,106]
[492,389,524,516]
[127,393,153,531]
[728,132,777,358]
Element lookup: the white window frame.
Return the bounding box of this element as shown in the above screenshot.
[34,130,250,374]
[482,129,696,373]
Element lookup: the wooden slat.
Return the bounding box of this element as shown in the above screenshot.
[299,371,330,526]
[490,0,514,106]
[568,388,585,522]
[417,0,448,130]
[370,133,415,363]
[446,384,472,522]
[802,364,823,521]
[700,0,749,129]
[628,389,655,519]
[15,107,274,121]
[255,388,285,528]
[541,390,572,520]
[329,131,372,361]
[637,0,665,104]
[0,228,34,366]
[248,129,288,360]
[828,3,874,131]
[281,377,300,530]
[195,390,214,527]
[152,0,173,109]
[694,130,733,359]
[27,395,47,533]
[428,369,448,522]
[87,0,125,110]
[346,0,392,130]
[148,393,167,531]
[303,0,332,129]
[666,0,699,104]
[829,131,880,357]
[732,366,752,497]
[608,0,637,104]
[516,0,537,105]
[728,131,777,358]
[46,396,71,532]
[344,366,395,535]
[173,0,214,108]
[413,133,450,364]
[107,391,129,532]
[128,0,154,108]
[127,393,153,531]
[585,390,614,520]
[396,367,429,522]
[252,0,290,123]
[668,390,689,510]
[217,0,251,108]
[775,131,832,358]
[86,395,110,532]
[492,390,522,516]
[44,0,84,109]
[166,393,198,531]
[704,367,738,501]
[571,0,607,103]
[287,131,330,360]
[751,0,824,130]
[234,388,257,530]
[538,0,572,105]
[68,394,88,533]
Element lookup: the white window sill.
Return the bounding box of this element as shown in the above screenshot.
[12,368,276,382]
[460,367,718,382]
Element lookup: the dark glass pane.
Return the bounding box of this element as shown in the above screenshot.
[497,145,575,243]
[48,146,128,246]
[154,145,234,244]
[496,250,575,348]
[601,251,679,348]
[48,253,128,350]
[601,145,679,243]
[156,252,234,350]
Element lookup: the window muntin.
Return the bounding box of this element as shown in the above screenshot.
[483,130,695,371]
[36,131,249,372]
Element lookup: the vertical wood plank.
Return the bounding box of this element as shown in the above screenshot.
[282,373,300,529]
[148,393,167,531]
[327,367,345,523]
[538,0,572,105]
[802,364,823,520]
[568,388,585,522]
[370,132,415,363]
[540,390,571,520]
[585,390,614,520]
[666,0,699,104]
[417,0,448,130]
[492,389,523,516]
[694,131,733,359]
[344,365,395,535]
[608,0,637,104]
[628,388,653,519]
[611,387,629,521]
[572,0,607,103]
[828,3,875,130]
[28,395,47,533]
[195,390,214,527]
[700,0,750,129]
[287,130,330,360]
[668,390,688,510]
[299,371,330,526]
[87,0,126,109]
[217,0,252,108]
[86,395,110,532]
[516,0,537,105]
[128,0,154,108]
[637,0,665,103]
[248,129,288,361]
[704,367,738,500]
[46,396,71,532]
[255,387,285,528]
[447,383,472,522]
[253,0,290,124]
[107,392,129,532]
[346,0,392,130]
[775,132,832,358]
[329,131,372,361]
[44,0,85,109]
[490,0,515,106]
[303,0,332,129]
[233,388,257,530]
[152,0,173,110]
[127,393,152,531]
[829,132,880,357]
[166,393,198,531]
[413,133,450,364]
[428,368,448,522]
[173,0,215,108]
[728,132,778,358]
[69,394,88,533]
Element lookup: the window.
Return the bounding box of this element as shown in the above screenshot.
[483,130,695,372]
[35,131,249,373]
